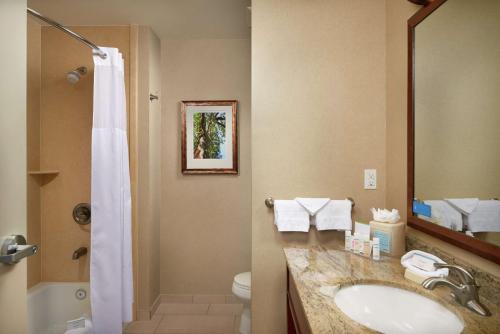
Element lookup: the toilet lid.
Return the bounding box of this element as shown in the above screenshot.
[234,272,251,290]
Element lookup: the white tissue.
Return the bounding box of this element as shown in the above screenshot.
[371,208,400,223]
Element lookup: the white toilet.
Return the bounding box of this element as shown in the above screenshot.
[232,272,251,334]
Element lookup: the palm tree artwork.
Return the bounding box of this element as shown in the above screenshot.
[192,112,226,159]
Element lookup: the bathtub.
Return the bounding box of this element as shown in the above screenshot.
[28,282,91,334]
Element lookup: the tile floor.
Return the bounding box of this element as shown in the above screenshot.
[124,294,243,334]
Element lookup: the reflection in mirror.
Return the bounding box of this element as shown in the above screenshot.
[413,0,500,247]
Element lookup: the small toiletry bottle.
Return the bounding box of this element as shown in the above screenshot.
[351,233,357,252]
[345,231,352,251]
[362,239,372,257]
[372,237,380,260]
[352,233,361,253]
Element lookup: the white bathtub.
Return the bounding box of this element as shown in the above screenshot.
[28,282,91,334]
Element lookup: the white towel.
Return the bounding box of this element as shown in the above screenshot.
[445,198,479,215]
[65,316,93,334]
[466,200,500,232]
[295,198,330,215]
[314,200,352,231]
[274,200,310,232]
[424,200,463,231]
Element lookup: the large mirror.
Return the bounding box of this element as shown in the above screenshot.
[408,0,500,263]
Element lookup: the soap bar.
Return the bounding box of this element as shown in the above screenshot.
[409,253,436,272]
[369,220,405,257]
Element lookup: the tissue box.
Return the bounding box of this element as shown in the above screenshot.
[369,220,405,257]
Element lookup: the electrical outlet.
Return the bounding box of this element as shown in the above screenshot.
[364,169,377,189]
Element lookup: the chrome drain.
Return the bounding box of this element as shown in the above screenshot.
[75,288,87,300]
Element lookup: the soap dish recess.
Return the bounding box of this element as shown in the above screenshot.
[28,170,60,175]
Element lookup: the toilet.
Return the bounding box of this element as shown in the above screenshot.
[232,272,251,334]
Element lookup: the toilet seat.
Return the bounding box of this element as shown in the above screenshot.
[233,272,251,290]
[232,272,251,300]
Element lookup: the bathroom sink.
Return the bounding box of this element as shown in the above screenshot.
[334,284,464,334]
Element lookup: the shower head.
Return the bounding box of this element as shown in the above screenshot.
[66,66,87,84]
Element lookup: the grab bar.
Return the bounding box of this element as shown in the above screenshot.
[265,197,355,208]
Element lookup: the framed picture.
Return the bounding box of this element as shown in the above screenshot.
[181,100,238,174]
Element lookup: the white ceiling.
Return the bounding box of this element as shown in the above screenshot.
[27,0,251,39]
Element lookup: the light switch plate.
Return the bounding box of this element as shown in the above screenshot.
[364,169,377,189]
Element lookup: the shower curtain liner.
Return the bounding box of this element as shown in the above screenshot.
[91,47,133,334]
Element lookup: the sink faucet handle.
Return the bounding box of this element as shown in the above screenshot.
[434,263,475,285]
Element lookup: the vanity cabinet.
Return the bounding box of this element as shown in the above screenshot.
[287,268,312,334]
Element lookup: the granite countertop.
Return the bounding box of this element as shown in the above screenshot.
[284,245,500,334]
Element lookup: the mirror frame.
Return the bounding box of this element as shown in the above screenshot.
[407,0,500,264]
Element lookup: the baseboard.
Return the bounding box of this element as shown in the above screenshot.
[136,309,150,321]
[150,294,162,316]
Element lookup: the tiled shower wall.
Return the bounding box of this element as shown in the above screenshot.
[27,25,130,285]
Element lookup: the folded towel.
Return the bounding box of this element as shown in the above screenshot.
[401,250,448,278]
[314,200,352,231]
[445,198,479,215]
[465,200,500,232]
[65,316,93,334]
[274,200,310,232]
[424,200,463,231]
[295,198,330,215]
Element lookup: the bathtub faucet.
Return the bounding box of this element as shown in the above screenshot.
[72,247,88,260]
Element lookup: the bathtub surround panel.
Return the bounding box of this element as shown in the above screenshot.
[161,38,251,295]
[252,0,386,332]
[27,16,42,289]
[40,26,130,282]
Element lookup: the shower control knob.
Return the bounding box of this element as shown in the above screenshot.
[73,203,91,225]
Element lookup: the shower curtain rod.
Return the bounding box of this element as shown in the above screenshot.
[27,8,107,59]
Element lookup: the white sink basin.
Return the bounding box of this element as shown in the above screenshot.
[334,284,464,334]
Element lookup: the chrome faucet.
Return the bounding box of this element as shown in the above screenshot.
[422,263,491,316]
[72,247,88,260]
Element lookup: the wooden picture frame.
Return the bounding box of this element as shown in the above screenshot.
[181,100,238,174]
[407,0,500,264]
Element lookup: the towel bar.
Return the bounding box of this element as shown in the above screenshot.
[265,197,355,208]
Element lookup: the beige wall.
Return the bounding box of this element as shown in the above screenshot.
[38,26,130,282]
[414,0,500,200]
[27,17,42,289]
[148,28,162,315]
[385,0,419,219]
[252,1,387,332]
[385,1,500,276]
[131,25,162,320]
[160,38,251,295]
[0,1,28,332]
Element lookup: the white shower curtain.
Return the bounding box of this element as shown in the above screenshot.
[91,47,133,334]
